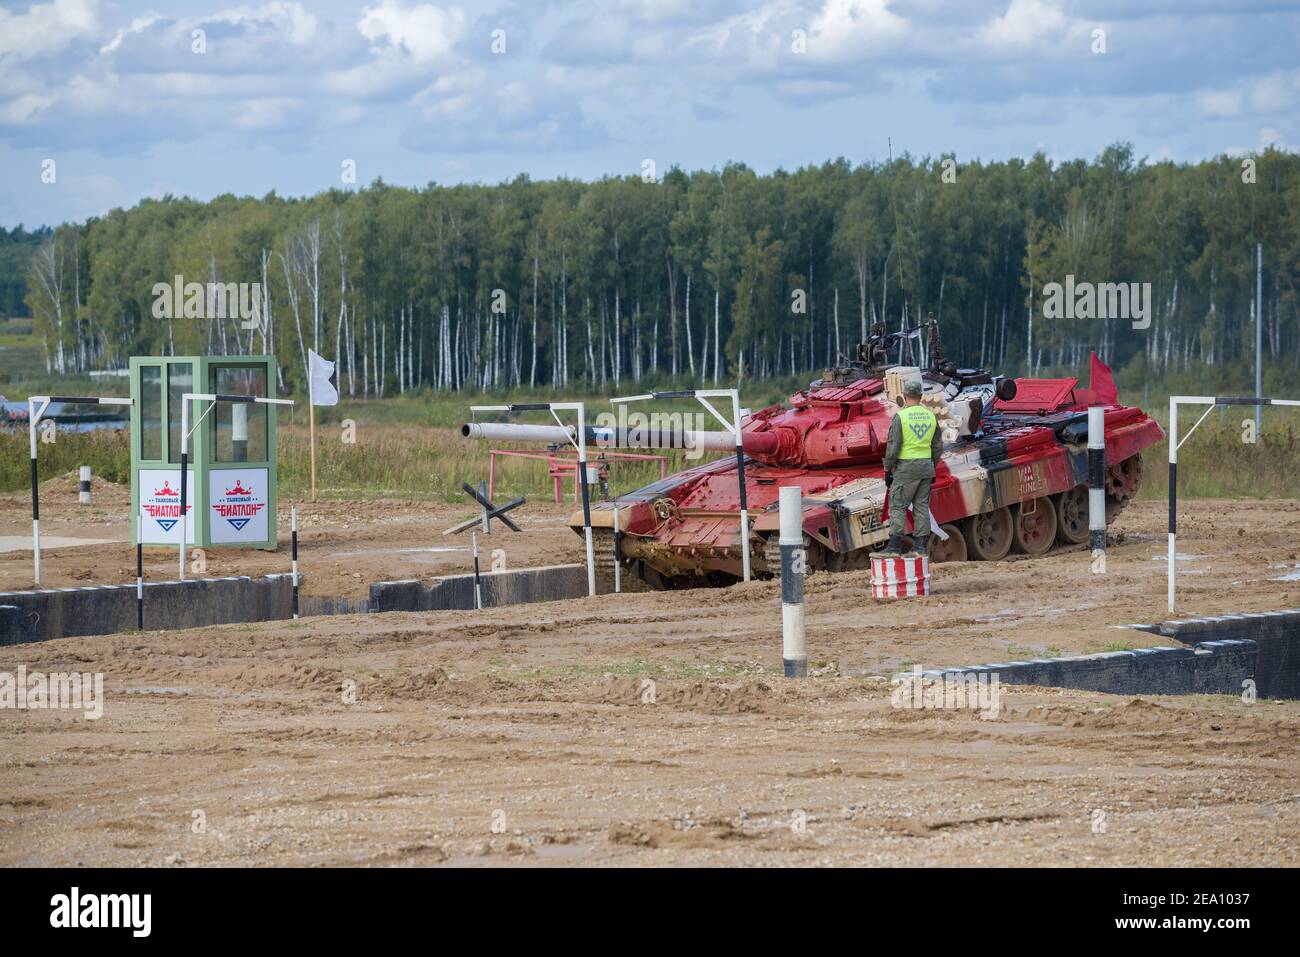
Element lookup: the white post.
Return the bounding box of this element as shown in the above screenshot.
[612,505,622,594]
[734,391,752,583]
[779,485,806,678]
[79,465,92,505]
[28,398,41,585]
[179,397,192,581]
[291,504,300,620]
[232,402,249,462]
[578,403,596,597]
[1087,406,1106,565]
[1256,243,1263,436]
[1168,397,1178,614]
[472,530,483,610]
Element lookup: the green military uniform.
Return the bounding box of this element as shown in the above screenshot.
[883,399,943,547]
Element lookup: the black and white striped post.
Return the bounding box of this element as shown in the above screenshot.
[612,506,622,594]
[1087,406,1106,563]
[79,466,92,505]
[27,394,132,584]
[1168,394,1300,612]
[470,401,596,597]
[179,392,294,580]
[779,485,807,678]
[135,513,144,631]
[612,388,752,582]
[290,504,300,619]
[471,530,483,610]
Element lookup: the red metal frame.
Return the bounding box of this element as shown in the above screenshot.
[488,448,668,504]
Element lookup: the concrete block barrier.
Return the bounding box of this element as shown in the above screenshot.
[929,640,1257,697]
[370,563,597,613]
[0,575,296,645]
[1158,609,1300,699]
[298,595,370,617]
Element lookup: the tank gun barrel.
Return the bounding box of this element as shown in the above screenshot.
[460,421,780,456]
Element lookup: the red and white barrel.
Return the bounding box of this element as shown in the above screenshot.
[870,555,930,599]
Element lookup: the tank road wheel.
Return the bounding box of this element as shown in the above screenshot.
[1105,453,1144,524]
[929,524,967,563]
[1055,486,1089,545]
[965,507,1013,561]
[1106,453,1143,504]
[638,563,692,591]
[1011,497,1058,556]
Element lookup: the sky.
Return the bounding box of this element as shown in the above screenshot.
[1,0,1297,229]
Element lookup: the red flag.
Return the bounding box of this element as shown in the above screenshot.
[1087,352,1118,405]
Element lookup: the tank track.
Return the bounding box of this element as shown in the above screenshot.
[761,534,781,577]
[591,527,652,592]
[1103,451,1143,525]
[591,527,619,583]
[607,453,1146,585]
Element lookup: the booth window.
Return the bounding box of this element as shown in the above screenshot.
[210,365,268,462]
[139,365,162,460]
[166,362,194,463]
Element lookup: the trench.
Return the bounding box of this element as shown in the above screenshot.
[929,610,1300,700]
[0,564,598,644]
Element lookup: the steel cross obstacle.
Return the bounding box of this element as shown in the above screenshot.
[1167,394,1300,612]
[471,402,596,597]
[611,388,753,582]
[178,392,294,580]
[449,481,524,535]
[27,394,133,584]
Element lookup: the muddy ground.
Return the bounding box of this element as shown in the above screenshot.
[2,482,1299,866]
[0,474,589,596]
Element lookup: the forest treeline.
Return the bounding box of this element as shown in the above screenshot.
[0,225,50,319]
[16,144,1300,395]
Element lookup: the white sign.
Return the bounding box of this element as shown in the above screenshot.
[138,469,196,545]
[208,468,269,543]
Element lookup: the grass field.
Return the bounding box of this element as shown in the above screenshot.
[3,389,1298,503]
[3,315,1297,501]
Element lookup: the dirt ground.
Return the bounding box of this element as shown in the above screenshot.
[0,473,590,596]
[2,480,1299,866]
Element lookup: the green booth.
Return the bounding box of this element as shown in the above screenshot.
[129,355,284,550]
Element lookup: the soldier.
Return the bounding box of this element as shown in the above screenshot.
[880,379,943,557]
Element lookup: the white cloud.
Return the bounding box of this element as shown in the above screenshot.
[806,0,908,62]
[977,0,1069,51]
[213,1,319,45]
[0,0,100,60]
[100,13,162,55]
[1197,89,1242,117]
[1248,70,1300,114]
[357,1,464,62]
[0,93,57,124]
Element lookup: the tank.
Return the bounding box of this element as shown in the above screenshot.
[461,320,1164,589]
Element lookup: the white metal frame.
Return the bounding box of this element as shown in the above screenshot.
[1167,394,1300,612]
[611,388,752,582]
[178,392,294,580]
[27,394,133,584]
[471,401,596,597]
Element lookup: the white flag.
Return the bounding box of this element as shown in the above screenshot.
[308,349,338,407]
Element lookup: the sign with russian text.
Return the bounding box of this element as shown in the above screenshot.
[138,469,196,544]
[208,468,269,543]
